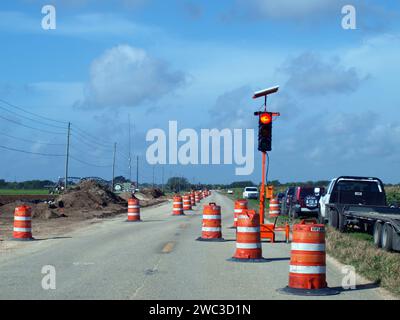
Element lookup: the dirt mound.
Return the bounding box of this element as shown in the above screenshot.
[0,201,64,220]
[56,180,124,210]
[140,188,164,199]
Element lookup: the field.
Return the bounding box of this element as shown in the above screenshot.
[0,189,50,195]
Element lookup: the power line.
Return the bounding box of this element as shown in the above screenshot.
[0,131,65,146]
[69,155,112,168]
[0,144,65,157]
[0,104,67,129]
[0,114,66,135]
[0,98,68,124]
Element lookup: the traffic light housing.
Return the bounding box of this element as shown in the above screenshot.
[258,112,272,152]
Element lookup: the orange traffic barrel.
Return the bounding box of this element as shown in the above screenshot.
[190,192,195,207]
[196,203,224,242]
[229,209,266,262]
[194,192,200,203]
[269,198,280,218]
[279,219,339,296]
[231,199,248,228]
[127,198,141,222]
[183,194,192,211]
[172,195,184,216]
[13,205,34,241]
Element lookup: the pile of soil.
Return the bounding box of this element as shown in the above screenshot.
[138,188,164,199]
[0,201,63,220]
[57,180,124,210]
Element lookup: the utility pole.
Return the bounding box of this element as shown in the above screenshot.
[162,167,164,193]
[152,166,155,188]
[112,142,117,191]
[128,114,132,183]
[136,155,139,190]
[64,122,71,191]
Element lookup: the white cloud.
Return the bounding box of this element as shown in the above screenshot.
[279,52,367,96]
[80,45,186,109]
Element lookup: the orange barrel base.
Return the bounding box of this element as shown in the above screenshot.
[278,219,339,296]
[12,205,34,241]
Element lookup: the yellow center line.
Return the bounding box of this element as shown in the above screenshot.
[162,241,176,253]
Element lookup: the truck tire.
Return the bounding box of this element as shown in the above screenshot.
[290,207,298,219]
[318,208,325,224]
[381,223,393,252]
[328,209,338,229]
[373,222,383,248]
[338,211,346,232]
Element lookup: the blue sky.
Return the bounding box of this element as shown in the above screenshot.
[1,0,400,184]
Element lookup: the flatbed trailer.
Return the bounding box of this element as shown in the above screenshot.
[326,203,400,251]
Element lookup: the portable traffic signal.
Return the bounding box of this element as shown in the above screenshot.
[258,112,272,152]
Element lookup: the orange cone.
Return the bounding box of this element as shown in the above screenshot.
[183,194,192,211]
[13,205,34,241]
[127,198,141,222]
[229,209,266,262]
[172,195,184,216]
[196,203,224,242]
[279,219,339,296]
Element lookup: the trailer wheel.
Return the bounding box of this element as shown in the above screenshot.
[373,222,383,248]
[328,209,338,229]
[381,223,393,252]
[338,212,346,232]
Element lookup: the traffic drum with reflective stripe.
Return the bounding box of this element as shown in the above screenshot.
[229,209,266,262]
[194,192,200,203]
[13,205,34,241]
[172,195,184,216]
[268,198,280,218]
[196,203,224,241]
[183,194,192,211]
[279,219,339,296]
[190,192,195,207]
[127,198,141,222]
[232,199,248,228]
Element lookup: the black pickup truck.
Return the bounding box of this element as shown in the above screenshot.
[319,176,400,252]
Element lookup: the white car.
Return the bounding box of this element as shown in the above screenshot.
[227,190,234,194]
[243,187,259,199]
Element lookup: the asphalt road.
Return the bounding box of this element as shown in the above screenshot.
[0,192,391,300]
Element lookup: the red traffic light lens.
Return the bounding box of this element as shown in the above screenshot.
[260,113,272,124]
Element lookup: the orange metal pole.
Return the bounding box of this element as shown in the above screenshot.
[259,151,266,226]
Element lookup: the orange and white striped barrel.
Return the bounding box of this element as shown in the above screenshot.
[279,219,338,295]
[230,209,265,262]
[194,192,200,203]
[190,192,195,206]
[197,203,223,241]
[183,194,192,211]
[269,198,280,218]
[172,195,184,216]
[127,198,141,222]
[13,205,33,241]
[233,199,248,228]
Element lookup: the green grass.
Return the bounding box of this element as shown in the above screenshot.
[326,227,400,297]
[0,189,50,195]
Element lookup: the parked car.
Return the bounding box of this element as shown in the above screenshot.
[227,189,234,194]
[281,187,296,215]
[243,186,259,199]
[276,192,285,204]
[288,186,325,218]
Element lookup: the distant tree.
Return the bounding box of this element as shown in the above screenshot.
[114,176,130,183]
[167,177,190,193]
[229,181,255,188]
